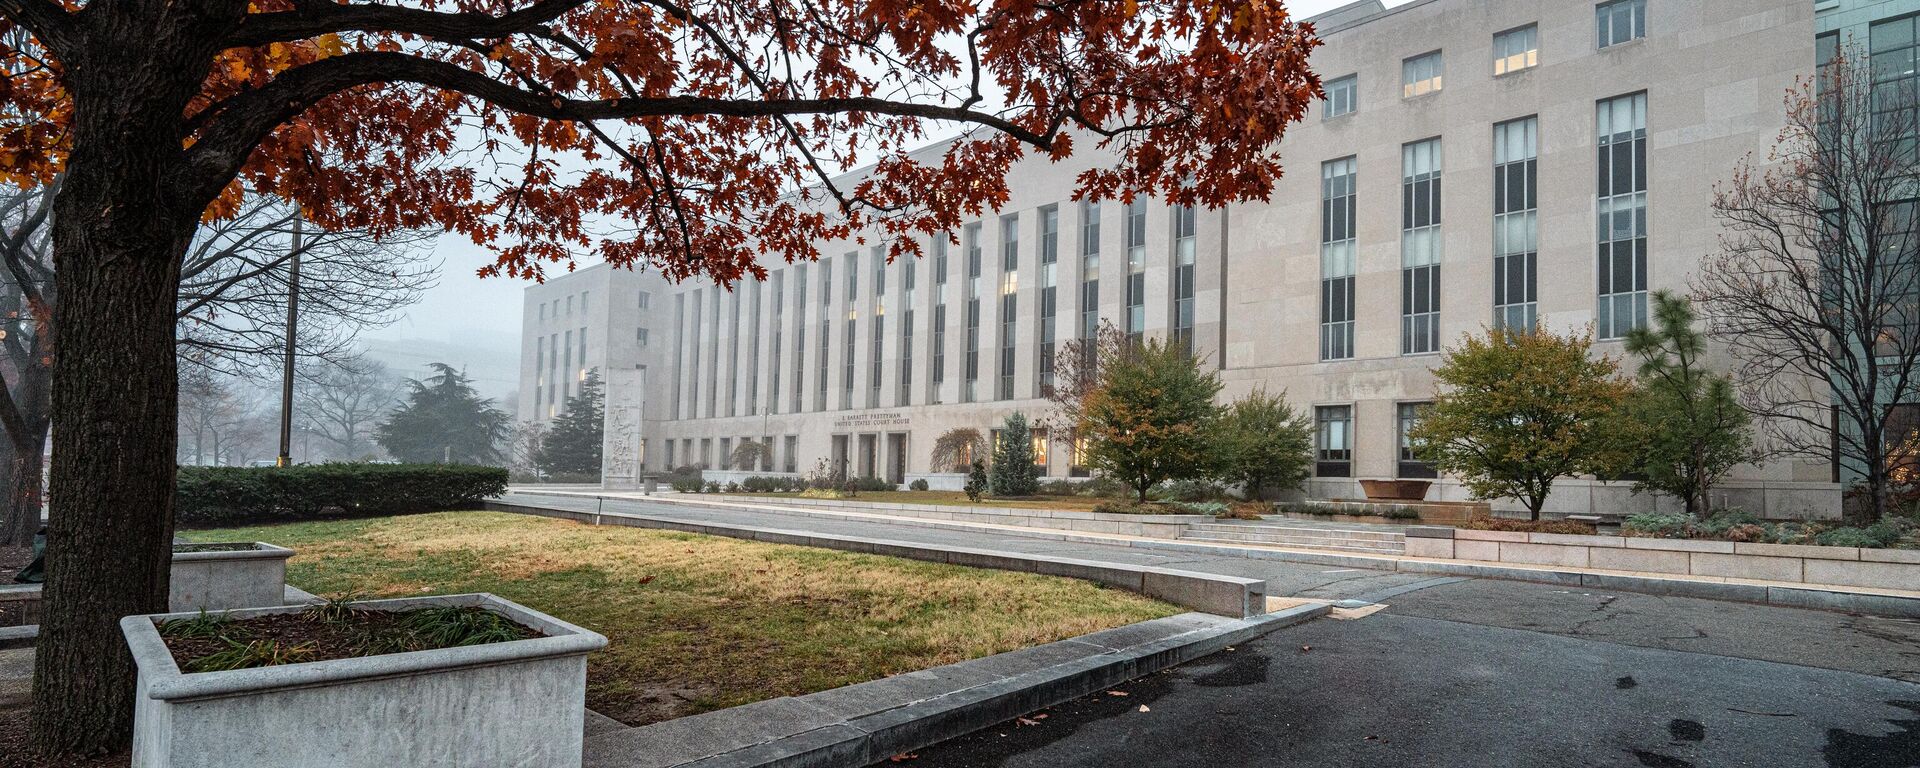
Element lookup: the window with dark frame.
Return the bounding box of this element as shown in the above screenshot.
[1315,405,1353,478]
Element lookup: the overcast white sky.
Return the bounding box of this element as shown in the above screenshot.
[362,0,1407,384]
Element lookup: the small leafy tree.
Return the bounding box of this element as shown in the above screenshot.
[376,364,510,465]
[964,460,989,503]
[1622,292,1755,516]
[1214,389,1313,499]
[1410,328,1630,520]
[930,427,988,473]
[1080,337,1223,502]
[989,413,1041,497]
[535,369,605,477]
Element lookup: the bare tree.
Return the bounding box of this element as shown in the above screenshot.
[0,183,437,543]
[294,357,401,462]
[177,368,271,466]
[1694,44,1920,521]
[1043,321,1138,467]
[505,421,549,479]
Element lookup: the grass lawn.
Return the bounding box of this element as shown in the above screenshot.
[179,511,1178,726]
[738,489,1108,511]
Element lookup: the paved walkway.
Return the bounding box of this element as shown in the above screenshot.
[497,490,1920,684]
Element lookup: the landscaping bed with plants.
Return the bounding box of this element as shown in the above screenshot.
[179,511,1178,726]
[156,602,538,672]
[1623,510,1920,549]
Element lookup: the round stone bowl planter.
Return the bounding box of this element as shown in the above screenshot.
[121,593,608,768]
[168,542,295,613]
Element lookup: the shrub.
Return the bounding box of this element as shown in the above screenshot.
[1458,515,1597,535]
[800,487,848,500]
[175,463,508,527]
[1171,501,1230,516]
[724,481,741,493]
[908,478,931,491]
[702,481,720,494]
[670,478,704,493]
[1073,476,1131,498]
[1150,479,1226,503]
[1216,502,1267,521]
[1089,499,1180,515]
[1814,527,1885,548]
[1623,513,1691,538]
[849,476,895,492]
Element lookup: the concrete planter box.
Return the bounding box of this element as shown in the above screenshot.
[123,593,608,768]
[707,493,1211,538]
[169,542,294,613]
[1357,479,1431,501]
[2,542,295,627]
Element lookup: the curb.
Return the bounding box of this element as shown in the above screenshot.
[497,493,1920,620]
[488,499,1268,618]
[583,605,1327,768]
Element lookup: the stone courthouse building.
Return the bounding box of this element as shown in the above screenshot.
[521,0,1918,518]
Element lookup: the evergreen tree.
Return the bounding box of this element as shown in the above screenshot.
[536,369,606,477]
[1081,337,1224,502]
[1622,292,1754,516]
[375,363,510,464]
[989,412,1041,496]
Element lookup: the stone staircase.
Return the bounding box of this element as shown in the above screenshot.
[1178,520,1408,555]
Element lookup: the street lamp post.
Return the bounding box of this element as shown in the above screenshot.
[276,217,303,467]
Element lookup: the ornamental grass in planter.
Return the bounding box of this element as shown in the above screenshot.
[122,593,607,768]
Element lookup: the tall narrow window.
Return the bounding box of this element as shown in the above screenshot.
[1397,402,1437,479]
[706,285,719,417]
[816,260,831,411]
[770,270,784,413]
[1597,92,1648,339]
[1171,204,1197,356]
[931,236,949,404]
[672,293,685,419]
[746,280,761,415]
[998,214,1020,400]
[783,435,798,473]
[1323,74,1357,119]
[1315,405,1353,478]
[1493,116,1539,330]
[1124,199,1147,340]
[1401,138,1442,355]
[872,246,886,408]
[900,259,916,405]
[1402,51,1443,98]
[1596,0,1646,49]
[1038,205,1059,395]
[1493,25,1538,76]
[688,293,702,415]
[964,222,983,402]
[1079,201,1101,372]
[728,286,742,416]
[793,263,808,414]
[843,252,857,409]
[1321,157,1357,361]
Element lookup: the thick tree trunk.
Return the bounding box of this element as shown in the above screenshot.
[30,116,195,757]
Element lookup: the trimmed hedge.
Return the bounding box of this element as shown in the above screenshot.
[176,463,509,526]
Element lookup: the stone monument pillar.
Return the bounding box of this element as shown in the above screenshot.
[601,367,646,490]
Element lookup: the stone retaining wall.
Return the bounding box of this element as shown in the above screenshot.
[703,494,1208,539]
[1405,527,1918,592]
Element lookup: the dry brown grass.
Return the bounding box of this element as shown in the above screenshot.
[183,511,1178,726]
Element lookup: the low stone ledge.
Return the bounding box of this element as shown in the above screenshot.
[1455,529,1527,543]
[491,499,1265,618]
[1403,526,1454,539]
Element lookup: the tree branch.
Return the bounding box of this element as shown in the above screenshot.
[223,0,592,48]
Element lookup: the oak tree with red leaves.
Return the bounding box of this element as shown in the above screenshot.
[0,0,1320,755]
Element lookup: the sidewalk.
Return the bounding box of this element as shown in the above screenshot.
[496,489,1920,618]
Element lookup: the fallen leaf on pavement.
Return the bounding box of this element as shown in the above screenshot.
[1017,717,1041,727]
[1300,645,1312,652]
[1138,705,1151,713]
[888,753,918,762]
[1106,690,1129,697]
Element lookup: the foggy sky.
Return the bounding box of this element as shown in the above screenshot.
[360,0,1401,395]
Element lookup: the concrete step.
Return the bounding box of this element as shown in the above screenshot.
[1184,524,1406,543]
[1179,530,1407,549]
[1176,535,1405,555]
